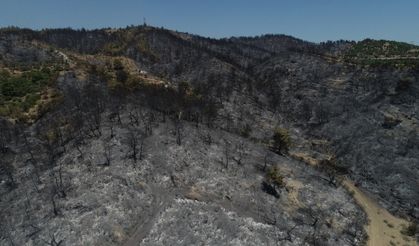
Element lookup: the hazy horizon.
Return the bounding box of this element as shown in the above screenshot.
[1,0,418,44]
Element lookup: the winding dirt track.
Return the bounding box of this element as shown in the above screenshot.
[343,179,416,246]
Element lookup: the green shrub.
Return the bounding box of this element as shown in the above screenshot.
[1,77,33,98]
[0,68,54,99]
[0,67,58,119]
[22,93,41,111]
[344,39,419,68]
[266,166,285,188]
[272,127,291,154]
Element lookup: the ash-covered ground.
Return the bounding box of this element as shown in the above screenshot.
[1,108,366,246]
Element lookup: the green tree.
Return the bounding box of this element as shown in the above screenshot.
[272,127,291,154]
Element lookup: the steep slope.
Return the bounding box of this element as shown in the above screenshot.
[0,26,418,245]
[251,50,419,220]
[0,108,367,245]
[1,60,368,244]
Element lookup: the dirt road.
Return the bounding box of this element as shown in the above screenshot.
[343,179,416,246]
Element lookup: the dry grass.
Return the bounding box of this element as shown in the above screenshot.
[289,151,320,166]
